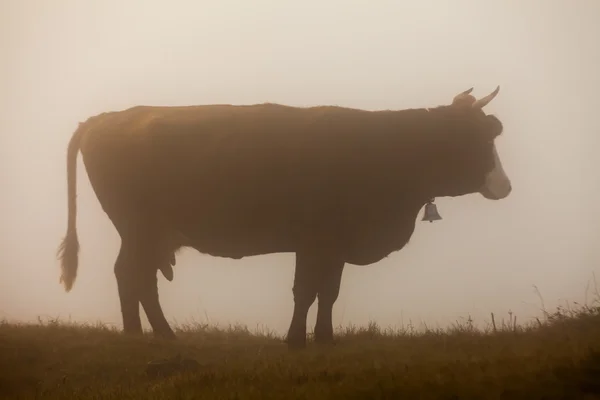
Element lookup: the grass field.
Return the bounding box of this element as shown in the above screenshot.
[2,300,600,400]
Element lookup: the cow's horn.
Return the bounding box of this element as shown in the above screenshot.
[472,85,500,109]
[452,87,475,105]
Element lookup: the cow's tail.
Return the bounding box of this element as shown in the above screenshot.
[57,122,87,292]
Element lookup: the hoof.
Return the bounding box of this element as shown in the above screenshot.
[122,329,144,337]
[146,354,200,379]
[315,338,338,347]
[154,330,177,341]
[287,342,307,351]
[285,336,307,350]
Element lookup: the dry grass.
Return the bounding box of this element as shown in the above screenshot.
[2,298,600,399]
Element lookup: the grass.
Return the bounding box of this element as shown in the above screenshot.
[2,300,600,399]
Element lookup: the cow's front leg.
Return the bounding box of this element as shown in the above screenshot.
[286,252,319,349]
[286,251,344,349]
[314,261,345,345]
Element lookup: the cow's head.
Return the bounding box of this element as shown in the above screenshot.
[425,86,512,201]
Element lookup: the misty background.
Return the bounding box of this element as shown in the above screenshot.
[1,0,599,336]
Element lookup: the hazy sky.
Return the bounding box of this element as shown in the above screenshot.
[1,0,599,336]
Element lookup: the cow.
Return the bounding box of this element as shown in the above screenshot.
[56,86,512,349]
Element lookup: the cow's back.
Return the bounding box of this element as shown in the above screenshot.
[79,105,356,233]
[78,103,421,256]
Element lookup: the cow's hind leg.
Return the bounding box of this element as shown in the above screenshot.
[135,231,177,340]
[114,245,143,335]
[138,263,176,340]
[117,222,176,340]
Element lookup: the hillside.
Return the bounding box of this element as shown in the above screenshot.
[2,304,600,399]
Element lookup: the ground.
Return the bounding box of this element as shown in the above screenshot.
[2,302,600,399]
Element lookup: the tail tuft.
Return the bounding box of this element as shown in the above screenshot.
[57,232,79,292]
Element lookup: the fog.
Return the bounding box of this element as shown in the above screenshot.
[1,0,599,336]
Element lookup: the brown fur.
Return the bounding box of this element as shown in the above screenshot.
[57,91,509,348]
